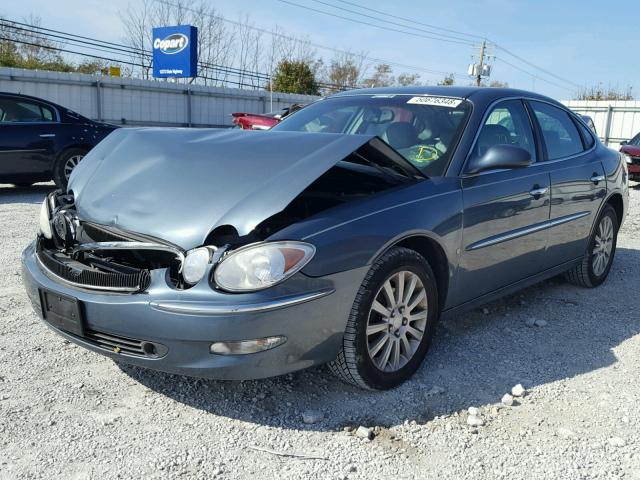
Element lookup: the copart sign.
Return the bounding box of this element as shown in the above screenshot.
[152,25,198,78]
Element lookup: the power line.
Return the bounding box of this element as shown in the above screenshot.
[306,0,478,44]
[274,0,475,46]
[156,0,465,78]
[494,57,576,93]
[493,44,582,89]
[295,0,583,90]
[331,0,486,40]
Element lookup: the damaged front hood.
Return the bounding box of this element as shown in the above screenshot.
[69,128,375,250]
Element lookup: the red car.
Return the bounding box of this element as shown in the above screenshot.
[231,111,281,130]
[620,133,640,181]
[231,104,304,130]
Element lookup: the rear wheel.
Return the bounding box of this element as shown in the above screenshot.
[53,148,87,189]
[328,247,439,390]
[565,204,618,287]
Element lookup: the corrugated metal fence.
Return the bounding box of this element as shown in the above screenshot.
[0,67,318,128]
[562,100,640,149]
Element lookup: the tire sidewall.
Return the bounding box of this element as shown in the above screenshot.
[587,206,618,286]
[352,249,438,390]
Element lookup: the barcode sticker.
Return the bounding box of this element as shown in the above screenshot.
[407,96,463,108]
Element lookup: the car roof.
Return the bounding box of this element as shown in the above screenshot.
[0,91,67,111]
[331,86,563,108]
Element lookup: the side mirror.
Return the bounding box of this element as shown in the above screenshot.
[466,144,532,174]
[620,140,628,146]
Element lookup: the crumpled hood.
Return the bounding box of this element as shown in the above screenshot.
[69,128,374,250]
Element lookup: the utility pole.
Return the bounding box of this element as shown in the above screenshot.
[476,40,486,87]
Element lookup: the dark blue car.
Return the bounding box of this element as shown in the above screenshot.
[0,92,117,188]
[21,87,629,390]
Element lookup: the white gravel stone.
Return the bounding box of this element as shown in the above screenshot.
[525,318,537,328]
[511,384,526,397]
[608,437,626,447]
[501,394,514,407]
[467,415,484,427]
[355,426,374,440]
[534,319,548,327]
[467,407,480,416]
[301,410,324,424]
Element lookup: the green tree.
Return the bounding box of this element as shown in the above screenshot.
[270,60,320,95]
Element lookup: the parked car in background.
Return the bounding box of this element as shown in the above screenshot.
[581,115,597,135]
[22,87,628,390]
[231,103,304,130]
[620,133,640,181]
[0,92,117,188]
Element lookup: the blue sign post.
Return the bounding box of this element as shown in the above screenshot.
[152,25,198,78]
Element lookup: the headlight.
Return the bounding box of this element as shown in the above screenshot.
[39,199,53,239]
[214,241,315,292]
[182,247,212,285]
[623,153,633,165]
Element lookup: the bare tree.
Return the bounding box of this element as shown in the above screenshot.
[361,63,394,88]
[397,72,421,87]
[324,51,366,92]
[120,0,236,85]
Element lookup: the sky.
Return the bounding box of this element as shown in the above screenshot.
[2,0,638,100]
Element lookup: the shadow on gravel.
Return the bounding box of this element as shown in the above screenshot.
[0,184,55,205]
[119,246,640,432]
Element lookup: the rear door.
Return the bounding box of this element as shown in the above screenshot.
[457,99,551,302]
[526,100,606,268]
[0,96,59,178]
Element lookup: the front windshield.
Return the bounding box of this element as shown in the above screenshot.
[273,94,471,176]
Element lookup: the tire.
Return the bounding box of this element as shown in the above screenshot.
[328,247,439,390]
[53,148,88,189]
[565,204,618,288]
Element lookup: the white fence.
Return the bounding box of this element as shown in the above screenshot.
[0,67,318,128]
[562,100,640,149]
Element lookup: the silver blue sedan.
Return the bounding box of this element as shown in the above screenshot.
[21,86,629,389]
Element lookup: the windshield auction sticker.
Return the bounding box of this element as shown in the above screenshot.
[407,96,462,107]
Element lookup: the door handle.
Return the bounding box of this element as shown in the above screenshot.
[590,174,605,184]
[529,187,548,197]
[39,133,56,138]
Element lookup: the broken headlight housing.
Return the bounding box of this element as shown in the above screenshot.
[213,241,315,292]
[39,199,53,239]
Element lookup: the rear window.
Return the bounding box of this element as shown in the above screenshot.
[274,95,472,176]
[529,101,584,160]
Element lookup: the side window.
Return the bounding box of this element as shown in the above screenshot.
[0,99,55,123]
[473,100,536,161]
[529,101,584,160]
[575,119,595,149]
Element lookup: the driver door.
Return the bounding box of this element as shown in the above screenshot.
[456,99,551,303]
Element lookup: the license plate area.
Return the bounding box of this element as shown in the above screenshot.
[39,289,84,336]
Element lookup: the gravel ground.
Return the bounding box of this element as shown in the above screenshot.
[1,182,639,480]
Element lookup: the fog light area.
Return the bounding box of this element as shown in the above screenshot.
[209,336,287,355]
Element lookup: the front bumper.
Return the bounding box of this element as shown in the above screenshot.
[21,241,366,380]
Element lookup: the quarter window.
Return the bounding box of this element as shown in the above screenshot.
[530,101,584,160]
[472,100,536,161]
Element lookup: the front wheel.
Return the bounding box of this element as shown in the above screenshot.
[328,247,439,390]
[565,204,618,287]
[53,148,87,189]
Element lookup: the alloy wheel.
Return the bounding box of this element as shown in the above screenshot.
[64,154,84,180]
[592,215,614,277]
[366,270,428,372]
